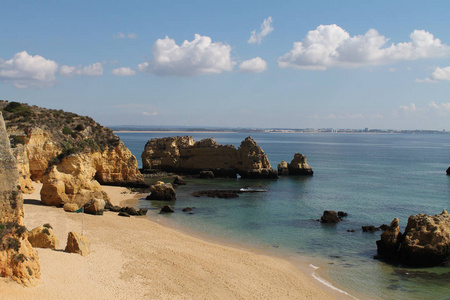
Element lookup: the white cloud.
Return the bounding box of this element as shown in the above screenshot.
[399,103,417,112]
[239,57,267,73]
[138,34,235,76]
[429,101,450,110]
[111,67,136,76]
[248,16,274,45]
[114,32,138,39]
[59,62,103,76]
[420,66,450,82]
[278,24,450,70]
[0,51,59,88]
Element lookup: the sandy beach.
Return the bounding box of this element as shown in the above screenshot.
[0,183,343,300]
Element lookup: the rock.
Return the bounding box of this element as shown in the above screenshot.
[118,212,130,217]
[288,153,314,175]
[138,208,148,215]
[123,207,138,216]
[376,218,402,263]
[11,145,34,194]
[277,161,289,176]
[320,211,341,223]
[379,224,389,231]
[64,232,90,256]
[192,190,240,199]
[182,207,193,212]
[362,225,379,233]
[447,167,450,175]
[173,175,186,185]
[338,211,348,218]
[84,198,105,215]
[199,171,215,179]
[347,229,355,232]
[63,203,79,212]
[141,136,278,179]
[109,205,122,212]
[146,182,176,201]
[40,154,110,208]
[0,112,40,285]
[160,205,175,213]
[28,226,59,249]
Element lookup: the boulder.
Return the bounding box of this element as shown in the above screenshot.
[118,212,130,217]
[173,175,186,185]
[63,203,79,212]
[84,198,105,215]
[447,167,450,175]
[109,205,122,212]
[182,207,193,212]
[199,171,215,179]
[123,207,139,216]
[288,153,314,175]
[277,161,289,176]
[160,205,175,213]
[362,225,379,233]
[28,226,59,249]
[146,182,176,201]
[320,211,341,223]
[138,208,148,216]
[64,232,90,256]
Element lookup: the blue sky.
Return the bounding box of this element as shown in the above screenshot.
[2,0,450,130]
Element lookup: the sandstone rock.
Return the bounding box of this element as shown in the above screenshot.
[28,226,59,249]
[40,154,110,208]
[138,208,148,215]
[141,136,278,179]
[122,207,138,216]
[160,205,175,213]
[173,175,186,185]
[288,153,313,175]
[277,161,289,176]
[63,203,79,212]
[320,211,341,223]
[84,198,105,215]
[109,205,122,212]
[11,145,34,194]
[362,225,379,233]
[65,232,90,256]
[146,182,176,201]
[338,211,348,217]
[199,171,215,178]
[375,218,403,263]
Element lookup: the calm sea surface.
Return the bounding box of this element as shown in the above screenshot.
[116,131,450,299]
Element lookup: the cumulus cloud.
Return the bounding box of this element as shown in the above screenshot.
[429,101,450,110]
[111,67,136,76]
[399,103,417,112]
[114,32,138,39]
[59,62,103,76]
[138,34,235,76]
[239,57,267,73]
[278,24,450,70]
[419,66,450,82]
[248,16,274,45]
[0,51,59,88]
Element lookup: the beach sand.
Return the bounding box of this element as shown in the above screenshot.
[0,183,342,300]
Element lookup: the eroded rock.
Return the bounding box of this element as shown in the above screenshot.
[146,182,176,201]
[28,226,59,249]
[65,232,90,256]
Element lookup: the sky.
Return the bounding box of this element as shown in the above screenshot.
[1,0,450,130]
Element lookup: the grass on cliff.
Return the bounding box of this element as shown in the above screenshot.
[1,100,120,157]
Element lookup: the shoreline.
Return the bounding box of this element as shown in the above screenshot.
[0,183,354,299]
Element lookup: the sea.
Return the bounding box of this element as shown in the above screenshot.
[116,131,450,300]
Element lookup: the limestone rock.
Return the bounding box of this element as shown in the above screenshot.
[142,136,277,179]
[28,226,59,249]
[11,145,34,194]
[63,203,79,212]
[288,153,313,175]
[84,198,105,215]
[277,161,289,176]
[40,154,110,208]
[65,232,90,256]
[146,182,177,201]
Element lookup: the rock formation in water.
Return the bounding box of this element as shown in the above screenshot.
[376,210,450,267]
[1,100,146,195]
[142,136,278,179]
[278,153,313,176]
[0,111,40,285]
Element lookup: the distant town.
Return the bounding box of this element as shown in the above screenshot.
[110,126,449,134]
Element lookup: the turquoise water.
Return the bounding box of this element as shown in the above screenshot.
[116,132,450,299]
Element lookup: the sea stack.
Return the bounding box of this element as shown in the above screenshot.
[278,153,313,176]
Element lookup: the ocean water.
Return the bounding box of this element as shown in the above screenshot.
[116,131,450,299]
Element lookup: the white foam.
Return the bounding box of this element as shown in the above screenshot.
[311,267,359,300]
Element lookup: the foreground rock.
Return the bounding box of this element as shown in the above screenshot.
[28,225,59,249]
[141,136,278,179]
[278,153,314,176]
[65,232,90,256]
[146,182,177,201]
[0,112,40,285]
[376,211,450,267]
[84,198,106,215]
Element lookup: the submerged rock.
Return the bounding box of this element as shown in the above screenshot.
[160,205,175,213]
[320,211,341,224]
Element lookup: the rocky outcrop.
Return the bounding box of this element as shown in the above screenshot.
[0,112,40,285]
[40,154,110,208]
[65,232,90,256]
[146,182,176,201]
[28,226,59,249]
[11,145,34,194]
[376,211,450,267]
[278,153,313,176]
[141,136,277,179]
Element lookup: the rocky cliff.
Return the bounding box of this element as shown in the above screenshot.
[277,153,313,176]
[0,101,145,194]
[0,112,40,285]
[376,210,450,267]
[142,136,278,178]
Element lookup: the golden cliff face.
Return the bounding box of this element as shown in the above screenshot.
[11,145,34,194]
